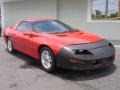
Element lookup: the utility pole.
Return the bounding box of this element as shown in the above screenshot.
[118,0,120,17]
[105,0,108,19]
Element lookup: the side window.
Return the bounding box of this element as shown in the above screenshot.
[17,21,32,32]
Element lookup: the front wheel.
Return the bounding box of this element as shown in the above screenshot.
[40,47,56,73]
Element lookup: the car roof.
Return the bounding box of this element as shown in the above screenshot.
[25,18,52,22]
[13,18,54,29]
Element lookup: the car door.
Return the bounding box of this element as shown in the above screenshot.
[13,21,33,55]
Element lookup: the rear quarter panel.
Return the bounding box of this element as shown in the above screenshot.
[4,27,14,43]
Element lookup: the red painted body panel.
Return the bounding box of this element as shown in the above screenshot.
[4,19,103,60]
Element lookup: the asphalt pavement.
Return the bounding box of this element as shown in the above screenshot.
[0,37,120,90]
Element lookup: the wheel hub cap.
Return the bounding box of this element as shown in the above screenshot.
[8,40,12,51]
[41,50,52,69]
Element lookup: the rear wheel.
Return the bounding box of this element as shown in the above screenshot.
[7,39,15,53]
[40,47,56,73]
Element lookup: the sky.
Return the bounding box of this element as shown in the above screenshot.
[92,0,118,15]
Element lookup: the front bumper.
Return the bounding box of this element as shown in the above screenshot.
[55,40,115,70]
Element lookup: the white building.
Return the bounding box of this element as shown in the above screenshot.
[0,0,120,40]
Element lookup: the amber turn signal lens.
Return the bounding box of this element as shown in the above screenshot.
[69,59,86,64]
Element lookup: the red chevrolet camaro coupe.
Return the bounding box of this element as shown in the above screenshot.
[4,18,115,72]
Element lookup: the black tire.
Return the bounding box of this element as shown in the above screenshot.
[40,47,56,73]
[7,38,15,53]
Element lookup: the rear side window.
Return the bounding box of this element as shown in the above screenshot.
[17,21,32,32]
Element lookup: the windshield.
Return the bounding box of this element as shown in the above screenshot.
[32,20,78,33]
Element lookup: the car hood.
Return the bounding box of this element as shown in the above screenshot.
[42,31,103,46]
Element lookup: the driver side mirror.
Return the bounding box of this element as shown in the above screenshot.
[23,31,31,35]
[23,31,39,37]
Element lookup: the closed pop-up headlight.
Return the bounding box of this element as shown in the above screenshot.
[73,49,93,55]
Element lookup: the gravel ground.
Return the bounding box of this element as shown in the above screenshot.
[0,37,120,90]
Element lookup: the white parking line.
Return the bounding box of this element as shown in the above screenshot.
[114,45,120,48]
